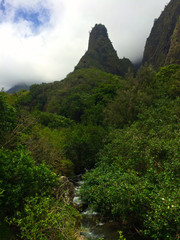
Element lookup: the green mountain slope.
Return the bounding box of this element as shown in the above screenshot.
[142,0,180,68]
[165,16,180,65]
[20,68,124,124]
[6,83,30,93]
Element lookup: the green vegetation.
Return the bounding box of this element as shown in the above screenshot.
[165,16,180,65]
[80,64,180,239]
[0,92,16,145]
[0,93,81,239]
[9,195,79,240]
[0,60,180,238]
[1,6,180,237]
[0,146,58,214]
[80,99,180,238]
[142,0,180,68]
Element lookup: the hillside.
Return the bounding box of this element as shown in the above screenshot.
[142,0,180,68]
[0,1,180,239]
[165,16,180,65]
[6,83,30,93]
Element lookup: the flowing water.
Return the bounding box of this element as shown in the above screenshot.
[73,180,121,240]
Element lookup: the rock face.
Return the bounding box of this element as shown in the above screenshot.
[165,16,180,65]
[54,176,75,204]
[142,0,180,68]
[75,24,134,76]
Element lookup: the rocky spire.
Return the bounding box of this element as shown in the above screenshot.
[75,24,134,76]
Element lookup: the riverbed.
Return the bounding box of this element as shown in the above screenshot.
[73,181,121,240]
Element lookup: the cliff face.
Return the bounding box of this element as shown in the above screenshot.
[142,0,180,68]
[75,24,134,76]
[165,16,180,65]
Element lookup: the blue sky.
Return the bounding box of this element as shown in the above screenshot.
[14,7,50,32]
[0,0,5,12]
[0,0,51,34]
[0,0,170,90]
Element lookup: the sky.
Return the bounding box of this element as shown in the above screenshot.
[0,0,170,90]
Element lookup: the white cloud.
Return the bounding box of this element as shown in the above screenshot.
[0,0,170,90]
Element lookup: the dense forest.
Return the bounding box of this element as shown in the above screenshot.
[1,62,179,239]
[0,0,180,239]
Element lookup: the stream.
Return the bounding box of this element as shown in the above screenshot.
[73,180,121,240]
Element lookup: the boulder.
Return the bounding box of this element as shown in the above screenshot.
[54,176,75,204]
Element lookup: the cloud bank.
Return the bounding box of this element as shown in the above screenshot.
[0,0,170,90]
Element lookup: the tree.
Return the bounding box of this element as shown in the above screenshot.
[0,92,16,145]
[0,146,58,215]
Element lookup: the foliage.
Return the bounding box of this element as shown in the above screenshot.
[0,146,58,215]
[104,65,157,127]
[20,125,74,176]
[0,181,4,204]
[143,171,180,240]
[19,119,106,175]
[0,221,15,240]
[118,231,126,240]
[1,62,180,239]
[20,68,124,125]
[104,98,180,174]
[81,165,146,221]
[104,66,151,127]
[36,111,74,129]
[80,65,180,239]
[63,124,106,174]
[0,92,16,145]
[0,146,81,240]
[9,195,80,240]
[154,64,180,98]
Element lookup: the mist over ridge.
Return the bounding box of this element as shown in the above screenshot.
[0,0,170,90]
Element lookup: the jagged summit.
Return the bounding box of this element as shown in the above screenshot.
[142,0,180,68]
[88,24,109,51]
[75,24,134,76]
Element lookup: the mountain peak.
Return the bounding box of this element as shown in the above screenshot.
[75,24,134,76]
[88,24,108,51]
[89,24,108,39]
[6,83,30,93]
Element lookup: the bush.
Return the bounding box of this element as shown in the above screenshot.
[21,126,74,176]
[63,124,106,174]
[0,146,58,215]
[36,111,74,129]
[10,195,80,240]
[80,165,151,224]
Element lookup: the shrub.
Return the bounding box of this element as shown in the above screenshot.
[0,146,58,215]
[9,195,80,240]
